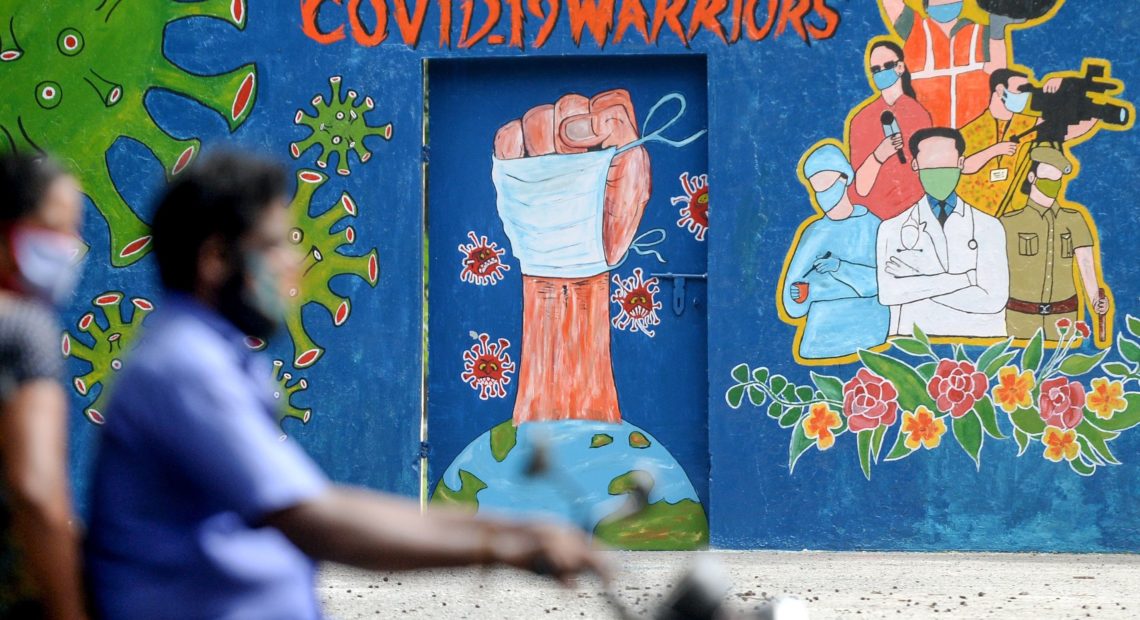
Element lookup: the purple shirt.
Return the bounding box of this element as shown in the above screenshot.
[86,296,329,619]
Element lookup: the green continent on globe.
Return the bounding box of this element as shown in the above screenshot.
[271,360,311,435]
[590,433,614,448]
[62,292,154,425]
[291,76,392,176]
[431,470,487,513]
[593,470,709,551]
[0,0,258,266]
[283,169,379,369]
[489,419,517,462]
[628,431,651,449]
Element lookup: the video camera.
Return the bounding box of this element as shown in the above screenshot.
[1012,60,1132,145]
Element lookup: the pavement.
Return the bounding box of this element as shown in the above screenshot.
[318,551,1140,618]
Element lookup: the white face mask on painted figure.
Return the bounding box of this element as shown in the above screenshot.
[492,93,706,278]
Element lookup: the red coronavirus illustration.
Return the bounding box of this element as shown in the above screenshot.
[611,268,663,337]
[672,172,709,242]
[461,333,516,400]
[458,231,510,286]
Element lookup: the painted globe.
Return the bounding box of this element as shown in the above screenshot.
[432,419,708,550]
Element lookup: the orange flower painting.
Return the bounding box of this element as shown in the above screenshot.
[902,406,947,450]
[803,403,843,450]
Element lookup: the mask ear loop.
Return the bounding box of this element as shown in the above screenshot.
[612,228,668,270]
[616,93,708,154]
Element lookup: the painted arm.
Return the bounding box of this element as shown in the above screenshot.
[855,136,903,197]
[0,381,87,620]
[932,217,1010,313]
[964,142,1018,174]
[781,232,821,318]
[831,260,880,298]
[1075,246,1109,315]
[265,487,607,583]
[876,224,972,305]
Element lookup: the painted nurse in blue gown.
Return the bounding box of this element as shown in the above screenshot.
[780,143,890,360]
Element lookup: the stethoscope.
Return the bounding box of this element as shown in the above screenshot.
[895,199,978,253]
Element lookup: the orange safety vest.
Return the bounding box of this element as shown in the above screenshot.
[904,17,990,129]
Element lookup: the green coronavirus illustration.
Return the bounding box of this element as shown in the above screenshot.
[284,169,380,368]
[0,0,258,266]
[61,292,154,425]
[271,359,311,435]
[290,76,392,176]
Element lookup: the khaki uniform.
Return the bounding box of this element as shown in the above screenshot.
[1001,199,1093,340]
[959,109,1037,217]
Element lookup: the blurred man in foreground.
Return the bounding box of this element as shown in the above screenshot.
[0,153,87,619]
[85,152,605,619]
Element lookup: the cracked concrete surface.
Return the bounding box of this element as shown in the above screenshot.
[318,551,1140,618]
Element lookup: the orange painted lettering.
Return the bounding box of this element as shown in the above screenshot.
[742,0,777,41]
[807,0,840,40]
[503,0,526,47]
[347,0,388,46]
[776,0,811,41]
[439,0,453,46]
[687,0,728,43]
[392,0,431,46]
[458,0,502,47]
[650,0,688,46]
[527,0,560,47]
[613,0,650,44]
[301,0,346,44]
[566,0,616,47]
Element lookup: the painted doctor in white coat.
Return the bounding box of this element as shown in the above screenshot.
[877,127,1009,338]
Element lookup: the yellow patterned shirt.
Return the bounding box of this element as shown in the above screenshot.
[959,109,1037,216]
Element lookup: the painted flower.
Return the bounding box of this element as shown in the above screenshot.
[1056,318,1072,331]
[992,366,1035,413]
[1042,426,1080,462]
[803,403,843,450]
[1076,321,1091,338]
[1039,377,1086,430]
[1087,378,1127,420]
[927,360,988,418]
[842,369,898,432]
[902,406,947,450]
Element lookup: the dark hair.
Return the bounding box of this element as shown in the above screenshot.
[151,151,287,293]
[989,68,1028,94]
[909,127,967,159]
[0,152,69,225]
[869,40,917,99]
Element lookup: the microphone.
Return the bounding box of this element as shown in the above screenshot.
[880,110,906,164]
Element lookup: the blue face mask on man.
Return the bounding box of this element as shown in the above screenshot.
[927,1,963,23]
[1001,89,1030,114]
[873,68,900,91]
[815,178,848,213]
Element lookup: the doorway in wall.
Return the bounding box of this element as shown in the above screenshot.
[424,55,710,549]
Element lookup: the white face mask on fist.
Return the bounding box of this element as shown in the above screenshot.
[492,93,706,279]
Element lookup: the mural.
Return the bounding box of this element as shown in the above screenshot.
[428,78,710,550]
[278,169,380,369]
[778,0,1133,366]
[0,0,258,266]
[731,0,1140,516]
[61,292,153,425]
[291,76,393,177]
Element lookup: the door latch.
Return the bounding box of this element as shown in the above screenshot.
[648,272,707,316]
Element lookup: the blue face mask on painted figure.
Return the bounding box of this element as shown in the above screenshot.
[493,93,706,278]
[873,68,901,91]
[815,178,848,213]
[1002,89,1030,114]
[927,1,963,23]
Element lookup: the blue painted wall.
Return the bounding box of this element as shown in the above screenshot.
[12,0,1133,549]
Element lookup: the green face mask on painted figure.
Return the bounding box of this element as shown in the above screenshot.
[1035,177,1063,199]
[919,168,961,202]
